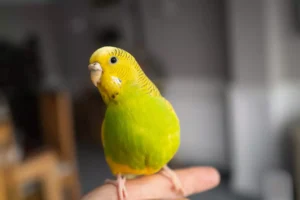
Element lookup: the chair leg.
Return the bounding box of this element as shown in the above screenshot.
[43,162,63,200]
[11,150,63,200]
[0,168,8,200]
[67,172,81,200]
[3,166,23,200]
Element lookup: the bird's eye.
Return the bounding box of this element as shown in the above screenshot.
[110,56,118,64]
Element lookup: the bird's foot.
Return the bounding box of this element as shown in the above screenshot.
[105,174,128,200]
[160,165,185,196]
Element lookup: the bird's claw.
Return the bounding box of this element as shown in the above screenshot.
[105,175,128,200]
[160,165,185,196]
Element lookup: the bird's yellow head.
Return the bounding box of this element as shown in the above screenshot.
[88,46,139,86]
[88,46,141,104]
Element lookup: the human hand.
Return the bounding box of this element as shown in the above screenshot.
[81,166,220,200]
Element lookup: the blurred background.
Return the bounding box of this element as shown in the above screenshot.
[0,0,299,199]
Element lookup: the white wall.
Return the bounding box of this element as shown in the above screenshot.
[227,0,300,197]
[164,77,227,167]
[226,0,270,196]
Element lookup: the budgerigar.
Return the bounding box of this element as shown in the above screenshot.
[88,46,183,200]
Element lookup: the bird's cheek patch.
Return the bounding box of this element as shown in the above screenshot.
[109,76,121,100]
[112,76,122,86]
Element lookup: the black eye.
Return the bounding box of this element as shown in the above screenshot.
[110,56,117,64]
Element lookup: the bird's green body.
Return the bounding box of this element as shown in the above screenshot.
[102,82,180,177]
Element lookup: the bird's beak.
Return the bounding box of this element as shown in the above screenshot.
[88,62,102,87]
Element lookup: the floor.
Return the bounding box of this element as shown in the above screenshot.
[76,140,258,200]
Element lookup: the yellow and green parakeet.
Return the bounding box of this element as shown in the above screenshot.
[88,46,183,200]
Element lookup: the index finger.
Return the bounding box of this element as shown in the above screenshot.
[82,166,220,200]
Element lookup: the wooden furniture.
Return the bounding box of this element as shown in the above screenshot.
[0,167,8,200]
[73,90,105,146]
[0,113,18,200]
[0,120,12,146]
[39,91,81,200]
[1,150,62,200]
[0,90,80,200]
[0,119,20,168]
